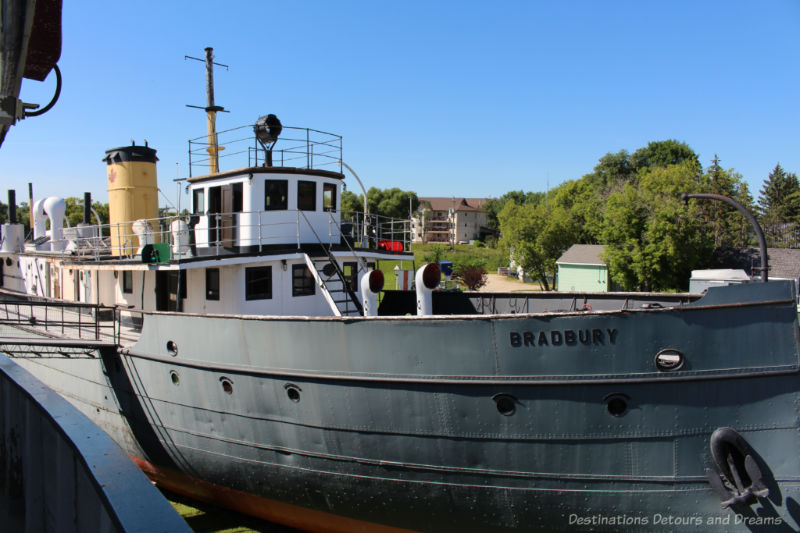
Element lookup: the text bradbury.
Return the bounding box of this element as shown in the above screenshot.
[509,328,618,348]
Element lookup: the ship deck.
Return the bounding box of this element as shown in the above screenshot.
[0,294,142,351]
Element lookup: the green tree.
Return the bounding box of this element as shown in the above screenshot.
[584,149,635,191]
[550,179,603,243]
[630,140,701,173]
[424,244,447,265]
[64,197,109,227]
[498,201,579,290]
[342,187,418,219]
[482,190,544,230]
[701,156,755,248]
[601,162,713,291]
[757,163,800,225]
[341,189,362,213]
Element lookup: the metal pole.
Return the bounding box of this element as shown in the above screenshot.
[205,47,220,174]
[682,192,768,282]
[339,161,369,246]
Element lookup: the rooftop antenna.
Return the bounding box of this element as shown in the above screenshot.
[186,47,229,173]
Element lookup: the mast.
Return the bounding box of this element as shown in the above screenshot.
[186,47,228,174]
[204,47,221,173]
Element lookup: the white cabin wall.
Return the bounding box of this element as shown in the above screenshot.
[97,271,117,306]
[177,260,334,317]
[18,256,51,298]
[188,172,343,250]
[115,270,156,311]
[1,256,24,292]
[78,270,93,303]
[61,266,77,301]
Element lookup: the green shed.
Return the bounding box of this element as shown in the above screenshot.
[556,244,608,292]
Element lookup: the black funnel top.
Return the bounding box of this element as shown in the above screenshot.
[104,145,158,165]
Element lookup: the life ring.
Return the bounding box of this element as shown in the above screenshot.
[581,303,592,312]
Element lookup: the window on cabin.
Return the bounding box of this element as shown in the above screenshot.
[122,271,133,294]
[297,181,316,211]
[292,264,315,296]
[232,182,243,212]
[246,266,272,300]
[193,189,205,214]
[180,271,187,300]
[343,262,358,291]
[265,180,288,210]
[323,183,336,212]
[206,268,220,300]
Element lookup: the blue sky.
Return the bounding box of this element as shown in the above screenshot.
[2,1,798,208]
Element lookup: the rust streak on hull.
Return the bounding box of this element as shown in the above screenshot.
[131,456,418,533]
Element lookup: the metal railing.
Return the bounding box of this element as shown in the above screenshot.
[0,298,117,340]
[29,208,412,261]
[188,124,343,177]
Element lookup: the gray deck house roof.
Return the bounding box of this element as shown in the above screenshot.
[709,247,800,280]
[556,244,606,266]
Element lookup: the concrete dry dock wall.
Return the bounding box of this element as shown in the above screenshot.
[0,354,190,533]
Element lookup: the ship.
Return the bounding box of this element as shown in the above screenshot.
[2,55,800,533]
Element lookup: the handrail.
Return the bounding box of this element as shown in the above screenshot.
[24,207,412,261]
[298,211,364,316]
[188,123,342,177]
[302,253,342,317]
[0,294,117,341]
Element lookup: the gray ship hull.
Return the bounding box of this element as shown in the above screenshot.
[7,280,800,531]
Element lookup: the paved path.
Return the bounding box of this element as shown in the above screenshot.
[479,273,541,292]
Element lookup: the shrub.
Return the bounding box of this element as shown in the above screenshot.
[455,265,487,290]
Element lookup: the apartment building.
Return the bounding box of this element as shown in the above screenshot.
[412,197,490,244]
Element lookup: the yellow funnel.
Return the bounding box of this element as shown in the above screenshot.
[104,144,160,256]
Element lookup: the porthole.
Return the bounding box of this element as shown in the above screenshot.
[654,349,685,372]
[284,383,302,403]
[166,340,178,356]
[492,393,517,416]
[170,371,180,385]
[4,258,10,266]
[220,377,234,395]
[604,393,630,417]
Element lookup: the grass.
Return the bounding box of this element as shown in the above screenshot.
[374,242,508,291]
[162,489,299,533]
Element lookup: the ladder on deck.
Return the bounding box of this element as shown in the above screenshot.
[303,251,363,317]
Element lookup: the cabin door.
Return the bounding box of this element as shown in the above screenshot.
[220,184,236,248]
[52,265,60,299]
[208,186,222,247]
[155,271,185,312]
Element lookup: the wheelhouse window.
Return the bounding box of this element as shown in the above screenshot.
[292,264,315,296]
[265,180,288,211]
[246,266,272,300]
[297,181,316,211]
[193,189,205,214]
[122,271,133,294]
[206,268,220,300]
[323,183,337,212]
[232,182,243,212]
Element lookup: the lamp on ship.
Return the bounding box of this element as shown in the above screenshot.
[254,114,282,167]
